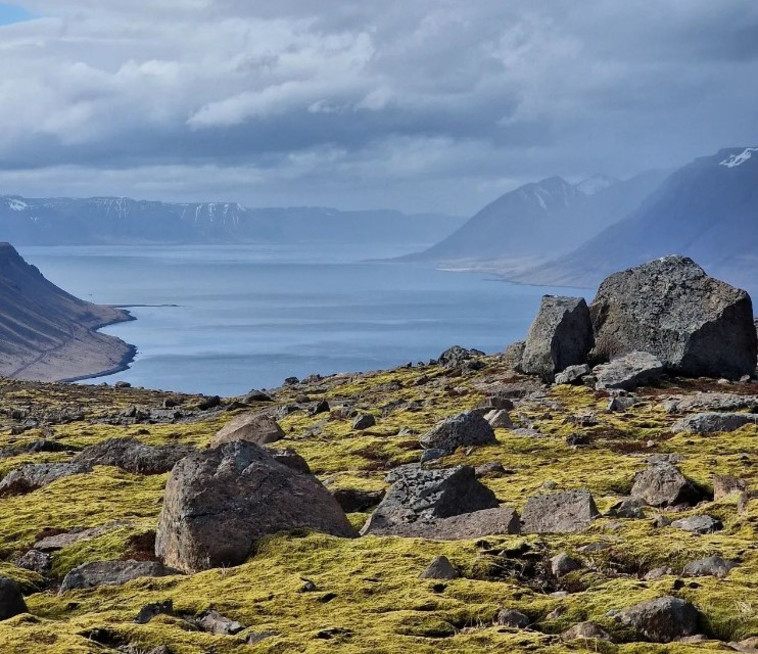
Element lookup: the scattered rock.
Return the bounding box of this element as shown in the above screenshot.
[589,256,757,379]
[502,341,526,369]
[352,413,376,430]
[630,463,703,507]
[554,364,591,386]
[245,631,275,645]
[331,488,385,513]
[60,560,178,592]
[683,555,736,578]
[361,465,503,538]
[483,409,513,428]
[670,515,723,534]
[643,567,672,581]
[270,449,311,474]
[310,400,330,416]
[730,637,758,653]
[211,413,285,447]
[243,389,273,403]
[494,608,530,629]
[672,412,757,434]
[155,441,355,572]
[437,345,485,368]
[616,595,700,643]
[196,609,245,635]
[561,621,612,641]
[520,296,594,381]
[607,497,647,519]
[419,411,496,454]
[607,395,637,412]
[74,438,194,475]
[593,351,664,390]
[474,461,507,478]
[135,600,174,624]
[565,433,590,447]
[420,448,447,463]
[197,395,221,411]
[713,475,748,500]
[419,556,459,580]
[550,552,583,577]
[13,549,52,574]
[0,576,28,620]
[521,489,599,534]
[0,462,90,496]
[34,524,120,551]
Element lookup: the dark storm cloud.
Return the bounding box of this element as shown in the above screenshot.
[0,0,755,213]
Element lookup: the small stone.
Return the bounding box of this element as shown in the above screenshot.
[550,552,582,577]
[483,409,513,428]
[135,600,174,624]
[419,556,460,580]
[643,567,672,581]
[713,475,748,500]
[670,515,723,534]
[682,556,736,578]
[310,400,330,416]
[352,413,376,430]
[474,462,507,478]
[554,364,591,386]
[561,621,612,641]
[420,448,446,463]
[196,609,245,635]
[494,608,530,628]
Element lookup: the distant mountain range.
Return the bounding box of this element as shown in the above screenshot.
[401,171,667,273]
[0,197,465,246]
[511,147,758,295]
[0,242,134,381]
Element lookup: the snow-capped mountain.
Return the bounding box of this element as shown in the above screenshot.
[512,147,758,296]
[403,171,665,268]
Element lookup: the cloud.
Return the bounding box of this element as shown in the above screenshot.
[0,0,756,214]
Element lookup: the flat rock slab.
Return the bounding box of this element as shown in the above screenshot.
[211,413,285,447]
[521,489,599,533]
[74,438,194,475]
[60,560,179,592]
[593,351,664,390]
[672,412,758,434]
[554,364,591,386]
[663,393,758,414]
[419,411,496,454]
[0,462,91,496]
[361,465,499,536]
[34,523,122,551]
[671,515,723,534]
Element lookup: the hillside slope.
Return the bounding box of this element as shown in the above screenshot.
[0,242,134,381]
[513,147,758,294]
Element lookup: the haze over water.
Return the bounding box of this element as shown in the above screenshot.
[20,243,590,396]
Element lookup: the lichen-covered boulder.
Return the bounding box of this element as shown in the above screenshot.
[520,296,594,381]
[155,441,355,573]
[521,489,599,533]
[590,256,757,379]
[419,411,496,454]
[211,413,285,447]
[630,462,703,507]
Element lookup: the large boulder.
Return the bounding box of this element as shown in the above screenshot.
[630,463,703,507]
[360,465,505,538]
[74,438,195,475]
[155,441,355,573]
[590,256,757,379]
[521,489,599,533]
[211,413,285,447]
[520,296,594,381]
[0,576,27,620]
[616,596,700,643]
[419,412,496,454]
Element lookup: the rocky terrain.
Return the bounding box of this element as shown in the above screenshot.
[0,243,135,382]
[0,256,756,653]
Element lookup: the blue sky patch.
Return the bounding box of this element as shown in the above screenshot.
[0,4,35,26]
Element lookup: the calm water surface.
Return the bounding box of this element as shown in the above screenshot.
[19,244,591,395]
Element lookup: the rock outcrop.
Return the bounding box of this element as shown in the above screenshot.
[155,441,355,573]
[520,296,594,381]
[589,256,757,379]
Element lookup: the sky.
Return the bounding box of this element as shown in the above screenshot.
[0,1,756,215]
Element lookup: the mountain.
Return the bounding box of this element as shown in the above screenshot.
[512,147,758,296]
[402,171,666,273]
[0,197,464,246]
[0,242,134,381]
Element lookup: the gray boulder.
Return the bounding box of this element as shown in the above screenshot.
[593,351,664,390]
[74,438,195,475]
[671,515,723,534]
[672,412,757,434]
[590,256,757,379]
[330,488,385,513]
[494,608,530,628]
[520,296,594,381]
[0,462,90,496]
[438,345,485,368]
[683,555,736,578]
[60,560,178,592]
[550,552,583,577]
[554,364,591,385]
[521,489,599,533]
[352,413,376,430]
[360,465,501,537]
[712,475,748,500]
[419,411,496,454]
[419,556,459,580]
[630,463,702,507]
[616,596,700,643]
[483,409,513,428]
[155,441,355,573]
[561,621,612,641]
[211,413,284,447]
[0,576,27,620]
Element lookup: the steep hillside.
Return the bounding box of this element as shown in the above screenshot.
[0,242,134,381]
[0,197,464,247]
[513,147,758,294]
[403,171,666,272]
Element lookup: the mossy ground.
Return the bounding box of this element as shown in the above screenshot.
[0,360,756,652]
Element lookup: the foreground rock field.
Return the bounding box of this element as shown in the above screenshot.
[0,353,757,653]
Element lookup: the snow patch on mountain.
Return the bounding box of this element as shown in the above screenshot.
[576,174,619,196]
[719,147,758,168]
